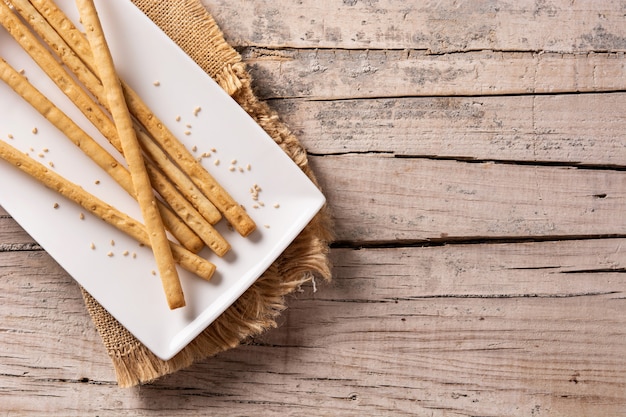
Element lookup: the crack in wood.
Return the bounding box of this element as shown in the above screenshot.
[331,235,626,250]
[560,268,626,274]
[238,45,622,57]
[0,242,43,252]
[391,154,626,171]
[316,291,621,303]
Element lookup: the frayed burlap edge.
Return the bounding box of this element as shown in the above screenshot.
[80,0,333,388]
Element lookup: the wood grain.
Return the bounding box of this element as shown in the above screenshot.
[203,0,626,53]
[310,155,626,242]
[243,49,626,100]
[271,93,626,165]
[1,239,625,415]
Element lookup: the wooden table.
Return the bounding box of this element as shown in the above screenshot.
[2,1,626,415]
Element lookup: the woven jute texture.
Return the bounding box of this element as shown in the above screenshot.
[80,0,332,388]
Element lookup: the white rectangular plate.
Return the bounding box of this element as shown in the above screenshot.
[0,0,324,360]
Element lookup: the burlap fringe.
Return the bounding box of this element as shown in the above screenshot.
[81,35,333,387]
[101,215,332,387]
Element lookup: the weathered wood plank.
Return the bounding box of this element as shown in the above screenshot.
[243,49,626,100]
[309,155,626,242]
[1,239,625,415]
[272,93,626,166]
[203,0,626,53]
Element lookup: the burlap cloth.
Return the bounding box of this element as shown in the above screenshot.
[80,0,332,388]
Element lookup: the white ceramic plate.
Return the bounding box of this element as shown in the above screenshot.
[0,0,324,360]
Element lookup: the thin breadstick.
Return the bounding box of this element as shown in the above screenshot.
[0,2,221,253]
[0,57,215,255]
[76,0,183,309]
[135,129,221,224]
[0,53,202,254]
[10,0,222,227]
[0,2,117,146]
[29,0,256,237]
[0,139,216,282]
[146,161,230,256]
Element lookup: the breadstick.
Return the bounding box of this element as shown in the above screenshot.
[76,0,183,310]
[146,161,230,256]
[0,56,207,255]
[0,1,117,147]
[0,139,216,282]
[136,129,221,224]
[0,2,224,253]
[10,0,222,227]
[29,0,256,237]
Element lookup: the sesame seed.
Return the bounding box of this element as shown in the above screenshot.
[214,159,220,166]
[231,159,237,165]
[186,124,192,128]
[193,106,201,116]
[32,127,38,134]
[37,153,44,158]
[238,166,244,172]
[151,270,156,275]
[192,145,197,152]
[53,202,59,209]
[48,161,54,168]
[7,134,13,139]
[211,147,217,153]
[264,224,270,229]
[229,166,235,171]
[107,251,114,257]
[43,148,49,152]
[246,164,251,171]
[79,212,85,220]
[259,201,265,207]
[123,250,129,256]
[95,180,100,185]
[252,204,259,209]
[184,130,191,135]
[110,239,115,246]
[175,115,181,122]
[90,242,95,250]
[153,80,160,86]
[132,252,137,258]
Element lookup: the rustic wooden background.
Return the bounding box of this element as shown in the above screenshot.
[2,0,626,415]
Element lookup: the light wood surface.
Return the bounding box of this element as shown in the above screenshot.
[1,0,626,415]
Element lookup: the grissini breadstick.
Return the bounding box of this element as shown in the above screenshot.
[0,2,230,254]
[29,0,256,237]
[10,0,223,227]
[76,0,183,310]
[0,57,228,256]
[0,139,216,282]
[135,129,221,225]
[145,161,230,256]
[0,1,117,149]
